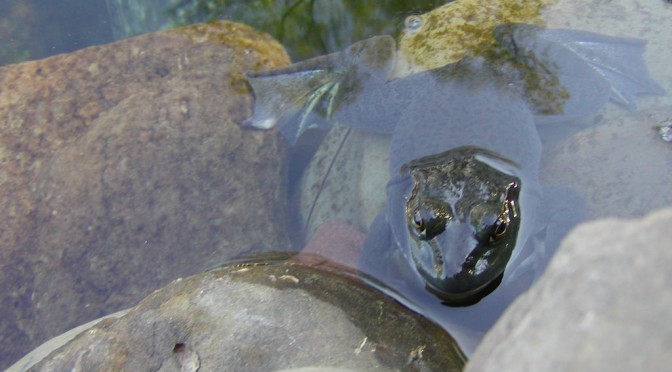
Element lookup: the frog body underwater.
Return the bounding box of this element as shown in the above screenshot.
[353,63,589,353]
[244,20,664,354]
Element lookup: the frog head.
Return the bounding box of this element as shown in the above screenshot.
[399,147,521,306]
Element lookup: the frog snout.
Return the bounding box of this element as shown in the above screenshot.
[433,223,480,278]
[415,222,507,305]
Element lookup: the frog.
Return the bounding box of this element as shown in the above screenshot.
[243,11,664,356]
[395,147,523,305]
[245,20,664,235]
[350,61,585,354]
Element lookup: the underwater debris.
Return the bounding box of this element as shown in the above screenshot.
[656,120,672,142]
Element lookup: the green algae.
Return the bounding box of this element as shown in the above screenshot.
[395,0,554,76]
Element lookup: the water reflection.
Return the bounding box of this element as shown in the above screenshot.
[106,0,441,60]
[0,0,112,66]
[245,17,665,354]
[2,0,670,366]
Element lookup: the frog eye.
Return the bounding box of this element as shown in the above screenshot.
[488,199,515,242]
[404,15,422,31]
[412,211,426,232]
[489,215,509,242]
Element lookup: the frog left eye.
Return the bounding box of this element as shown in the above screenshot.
[488,198,516,242]
[410,208,448,240]
[473,201,513,244]
[489,214,510,242]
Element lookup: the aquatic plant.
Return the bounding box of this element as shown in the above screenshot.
[166,0,442,60]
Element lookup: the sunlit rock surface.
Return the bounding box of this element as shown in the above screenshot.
[395,0,551,77]
[17,260,465,371]
[0,21,290,369]
[467,206,672,371]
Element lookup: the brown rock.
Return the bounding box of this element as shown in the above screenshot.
[0,21,291,369]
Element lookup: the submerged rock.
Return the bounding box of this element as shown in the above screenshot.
[541,105,672,219]
[0,21,290,369]
[394,0,551,77]
[298,126,389,238]
[467,207,672,371]
[21,259,466,371]
[301,220,366,269]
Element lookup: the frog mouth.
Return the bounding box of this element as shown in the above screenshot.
[412,229,508,307]
[422,271,504,307]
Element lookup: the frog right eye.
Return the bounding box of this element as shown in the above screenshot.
[412,211,426,232]
[410,208,449,241]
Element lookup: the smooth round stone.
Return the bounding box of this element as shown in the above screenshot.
[21,257,465,371]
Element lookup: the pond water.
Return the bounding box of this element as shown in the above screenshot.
[0,0,440,66]
[244,0,672,355]
[2,0,671,368]
[0,0,112,66]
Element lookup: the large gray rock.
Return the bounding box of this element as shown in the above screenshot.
[467,207,672,371]
[25,259,465,371]
[0,21,291,369]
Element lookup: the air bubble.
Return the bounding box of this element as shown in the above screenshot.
[657,122,672,142]
[405,15,422,31]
